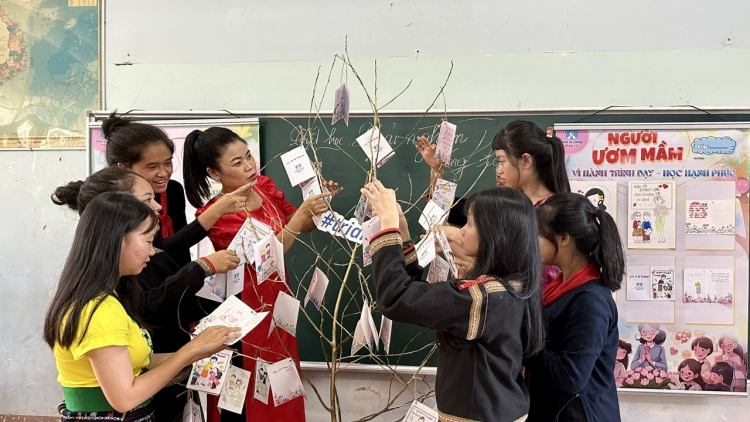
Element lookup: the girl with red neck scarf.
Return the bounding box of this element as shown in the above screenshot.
[525,193,624,422]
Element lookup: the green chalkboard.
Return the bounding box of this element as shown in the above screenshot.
[257,111,750,366]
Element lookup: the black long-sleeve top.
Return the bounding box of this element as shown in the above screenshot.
[370,228,530,422]
[154,180,209,267]
[134,249,219,353]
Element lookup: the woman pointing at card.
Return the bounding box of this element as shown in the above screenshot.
[183,127,340,422]
[44,192,240,420]
[362,180,545,422]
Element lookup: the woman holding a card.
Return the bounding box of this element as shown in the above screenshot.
[362,181,545,422]
[417,120,569,284]
[183,127,338,422]
[102,113,255,267]
[43,191,240,420]
[524,193,624,421]
[52,166,242,421]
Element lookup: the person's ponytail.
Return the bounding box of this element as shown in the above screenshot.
[593,207,624,291]
[183,129,210,209]
[51,180,84,211]
[546,135,571,194]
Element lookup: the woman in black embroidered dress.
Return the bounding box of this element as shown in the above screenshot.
[362,181,545,422]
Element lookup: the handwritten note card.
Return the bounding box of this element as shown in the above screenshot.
[193,295,269,344]
[356,127,394,167]
[435,121,456,164]
[268,358,304,407]
[268,291,300,337]
[304,267,329,310]
[281,146,316,187]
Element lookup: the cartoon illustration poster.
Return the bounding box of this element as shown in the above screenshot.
[558,124,749,394]
[628,181,676,249]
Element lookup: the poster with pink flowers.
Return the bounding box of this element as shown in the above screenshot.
[557,122,749,395]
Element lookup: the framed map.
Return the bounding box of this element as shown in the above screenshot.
[0,0,100,149]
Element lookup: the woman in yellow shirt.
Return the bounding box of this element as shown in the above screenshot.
[43,192,240,420]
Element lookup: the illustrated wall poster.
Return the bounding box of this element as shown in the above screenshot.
[557,123,750,395]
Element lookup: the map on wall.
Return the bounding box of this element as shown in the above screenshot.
[0,0,100,148]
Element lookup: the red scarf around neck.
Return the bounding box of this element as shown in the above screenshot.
[158,191,174,238]
[542,262,600,306]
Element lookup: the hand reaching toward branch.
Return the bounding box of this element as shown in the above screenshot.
[361,181,399,230]
[415,135,442,170]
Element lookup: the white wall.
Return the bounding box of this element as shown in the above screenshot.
[104,0,750,112]
[2,0,750,418]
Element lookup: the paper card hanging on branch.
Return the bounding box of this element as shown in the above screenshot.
[218,364,252,414]
[402,400,439,422]
[379,316,392,354]
[350,311,368,356]
[192,295,269,344]
[427,255,450,283]
[354,194,374,225]
[196,272,227,303]
[196,264,245,302]
[415,231,437,267]
[182,395,203,422]
[419,200,448,231]
[268,358,305,407]
[356,127,394,167]
[268,291,300,337]
[226,264,244,297]
[316,210,364,244]
[187,349,233,395]
[432,178,457,212]
[281,146,316,187]
[363,301,379,351]
[361,216,381,266]
[253,360,270,404]
[254,234,285,285]
[435,121,457,164]
[304,267,329,310]
[227,218,273,265]
[300,176,322,200]
[332,83,350,126]
[435,230,460,278]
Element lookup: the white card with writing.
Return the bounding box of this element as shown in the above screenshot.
[193,295,269,344]
[418,200,448,231]
[426,255,450,283]
[254,234,284,285]
[435,230,460,278]
[227,218,273,265]
[226,264,244,297]
[431,178,457,212]
[351,314,368,356]
[379,316,392,354]
[304,267,329,310]
[362,301,378,351]
[187,350,233,395]
[253,360,270,404]
[415,231,437,267]
[356,127,394,167]
[435,121,456,164]
[300,176,322,201]
[354,194,374,225]
[361,216,381,266]
[281,146,316,187]
[332,83,350,126]
[268,291,300,337]
[196,272,227,303]
[402,400,439,422]
[182,396,202,422]
[218,365,251,414]
[268,358,304,407]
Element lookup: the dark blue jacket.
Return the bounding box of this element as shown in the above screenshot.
[526,280,620,422]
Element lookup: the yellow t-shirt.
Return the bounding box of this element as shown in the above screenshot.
[54,295,152,388]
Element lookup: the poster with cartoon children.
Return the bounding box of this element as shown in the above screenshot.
[627,181,676,249]
[187,350,233,395]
